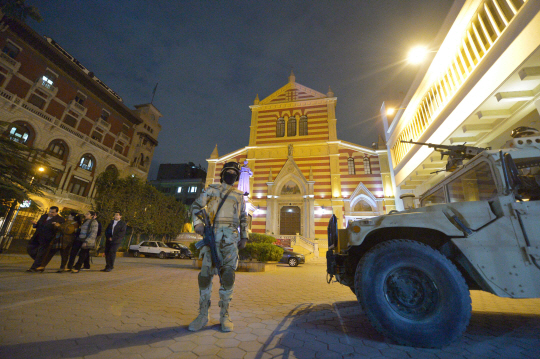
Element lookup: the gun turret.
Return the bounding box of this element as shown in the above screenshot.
[401,140,488,172]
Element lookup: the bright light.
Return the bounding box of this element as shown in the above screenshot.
[408,46,428,64]
[38,167,45,172]
[386,108,396,116]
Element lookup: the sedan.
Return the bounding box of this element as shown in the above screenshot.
[166,242,193,259]
[279,250,305,267]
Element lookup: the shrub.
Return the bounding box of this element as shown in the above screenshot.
[248,233,276,244]
[239,243,283,262]
[189,241,201,258]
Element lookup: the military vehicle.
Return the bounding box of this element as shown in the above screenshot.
[326,128,540,348]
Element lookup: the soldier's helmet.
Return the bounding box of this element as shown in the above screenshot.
[511,126,539,138]
[220,162,241,183]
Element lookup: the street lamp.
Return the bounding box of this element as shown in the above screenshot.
[386,107,406,116]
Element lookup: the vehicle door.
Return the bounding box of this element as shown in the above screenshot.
[145,242,159,256]
[138,241,150,255]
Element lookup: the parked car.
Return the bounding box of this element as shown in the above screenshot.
[279,249,305,267]
[166,242,193,259]
[129,241,181,259]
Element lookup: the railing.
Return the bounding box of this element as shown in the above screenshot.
[0,88,14,101]
[0,52,21,71]
[21,102,55,124]
[97,118,111,130]
[119,132,130,143]
[59,122,85,139]
[65,192,92,205]
[276,234,320,257]
[86,137,111,153]
[113,151,129,163]
[391,0,529,165]
[68,100,87,116]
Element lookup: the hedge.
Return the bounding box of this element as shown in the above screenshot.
[239,243,283,262]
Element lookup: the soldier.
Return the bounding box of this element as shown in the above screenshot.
[189,162,248,332]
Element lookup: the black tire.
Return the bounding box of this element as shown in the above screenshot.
[159,252,166,259]
[179,253,186,259]
[355,239,471,348]
[288,257,298,267]
[133,251,140,257]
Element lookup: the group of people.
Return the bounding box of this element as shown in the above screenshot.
[26,207,127,273]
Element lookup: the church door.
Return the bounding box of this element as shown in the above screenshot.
[280,206,301,235]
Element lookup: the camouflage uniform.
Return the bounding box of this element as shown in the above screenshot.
[189,182,247,332]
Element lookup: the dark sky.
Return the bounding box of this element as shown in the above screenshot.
[30,0,453,179]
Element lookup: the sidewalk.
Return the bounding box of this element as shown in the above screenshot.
[1,255,539,359]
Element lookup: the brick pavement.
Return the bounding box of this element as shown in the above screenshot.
[0,254,539,359]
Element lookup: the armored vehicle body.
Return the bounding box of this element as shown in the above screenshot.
[327,134,540,348]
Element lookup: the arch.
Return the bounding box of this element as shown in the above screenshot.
[46,139,69,161]
[353,199,373,212]
[139,153,145,166]
[287,116,296,136]
[276,117,285,137]
[79,153,96,172]
[105,164,118,175]
[5,121,36,146]
[350,194,377,213]
[299,115,308,136]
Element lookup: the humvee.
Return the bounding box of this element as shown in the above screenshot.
[327,132,540,348]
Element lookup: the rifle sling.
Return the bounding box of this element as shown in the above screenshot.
[211,186,235,232]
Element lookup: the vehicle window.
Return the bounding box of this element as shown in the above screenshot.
[148,242,157,247]
[447,162,497,203]
[140,242,148,247]
[421,187,446,206]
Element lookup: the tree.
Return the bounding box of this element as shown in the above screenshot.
[0,0,42,22]
[0,121,49,215]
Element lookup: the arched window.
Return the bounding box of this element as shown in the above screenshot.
[364,156,371,174]
[46,139,68,160]
[140,153,145,166]
[79,154,95,171]
[348,157,355,175]
[287,116,296,137]
[7,123,31,144]
[105,164,118,175]
[354,200,373,212]
[299,116,308,136]
[276,118,285,137]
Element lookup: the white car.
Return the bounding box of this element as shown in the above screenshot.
[129,241,180,259]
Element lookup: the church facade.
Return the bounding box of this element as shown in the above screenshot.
[206,73,394,240]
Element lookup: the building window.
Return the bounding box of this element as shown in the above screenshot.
[8,124,30,144]
[79,155,94,171]
[63,114,78,128]
[177,187,183,193]
[100,110,110,122]
[2,42,20,58]
[27,93,46,109]
[163,187,171,193]
[287,116,296,137]
[299,116,308,136]
[364,157,371,174]
[47,140,67,160]
[189,186,197,193]
[276,118,285,137]
[67,176,88,196]
[39,168,63,188]
[42,70,56,89]
[348,157,355,175]
[114,142,124,154]
[105,165,118,175]
[74,92,86,104]
[91,131,103,142]
[121,123,130,134]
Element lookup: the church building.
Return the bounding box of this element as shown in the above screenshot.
[206,72,394,242]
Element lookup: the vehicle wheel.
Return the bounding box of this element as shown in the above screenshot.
[355,239,471,348]
[133,251,140,257]
[288,257,298,267]
[179,253,186,259]
[159,252,166,259]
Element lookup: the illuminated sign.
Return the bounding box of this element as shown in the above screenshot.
[20,200,31,208]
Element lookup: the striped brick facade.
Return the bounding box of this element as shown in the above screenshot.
[206,74,393,239]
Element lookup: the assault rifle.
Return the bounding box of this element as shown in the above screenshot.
[401,140,488,172]
[194,209,222,284]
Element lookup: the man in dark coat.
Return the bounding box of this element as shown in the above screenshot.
[101,211,127,272]
[27,206,65,272]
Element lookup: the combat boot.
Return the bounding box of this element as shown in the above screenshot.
[219,300,233,332]
[188,298,210,332]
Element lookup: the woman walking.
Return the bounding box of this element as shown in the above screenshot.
[68,211,98,273]
[36,212,81,272]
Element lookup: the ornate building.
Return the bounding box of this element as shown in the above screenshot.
[0,16,161,243]
[206,72,394,244]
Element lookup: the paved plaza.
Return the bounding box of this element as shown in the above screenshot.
[1,254,539,359]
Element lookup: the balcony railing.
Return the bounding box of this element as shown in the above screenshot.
[97,118,111,131]
[0,52,21,72]
[36,79,58,96]
[119,132,130,143]
[68,100,87,116]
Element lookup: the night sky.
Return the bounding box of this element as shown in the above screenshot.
[30,0,454,179]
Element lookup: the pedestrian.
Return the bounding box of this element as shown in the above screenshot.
[36,211,81,272]
[101,211,127,272]
[26,206,65,272]
[81,212,101,270]
[188,162,248,332]
[68,211,98,273]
